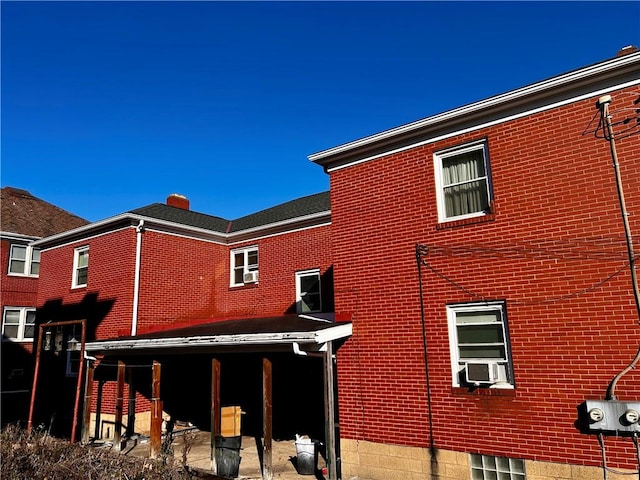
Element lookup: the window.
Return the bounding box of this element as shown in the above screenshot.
[470,454,526,480]
[66,350,81,377]
[434,141,492,222]
[230,246,258,286]
[72,246,89,288]
[8,244,41,276]
[296,269,322,313]
[447,301,513,388]
[2,307,36,341]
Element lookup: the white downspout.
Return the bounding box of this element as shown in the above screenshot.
[131,220,144,336]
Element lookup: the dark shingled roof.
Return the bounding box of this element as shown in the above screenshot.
[229,191,330,232]
[1,187,89,238]
[129,203,230,232]
[129,191,330,234]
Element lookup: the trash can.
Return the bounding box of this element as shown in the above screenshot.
[294,435,316,475]
[215,435,242,479]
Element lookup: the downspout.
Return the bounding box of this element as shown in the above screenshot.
[131,220,144,336]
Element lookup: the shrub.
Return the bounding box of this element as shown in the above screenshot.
[0,424,194,480]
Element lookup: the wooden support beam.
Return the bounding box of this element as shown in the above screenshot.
[94,381,103,440]
[210,358,221,474]
[126,368,136,437]
[27,324,45,433]
[150,361,162,459]
[323,342,338,480]
[262,357,273,480]
[81,360,95,444]
[70,319,87,443]
[114,361,125,452]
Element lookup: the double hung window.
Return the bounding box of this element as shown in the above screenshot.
[2,307,36,342]
[447,301,513,387]
[72,246,89,288]
[230,246,259,286]
[434,141,492,222]
[8,244,41,276]
[296,269,322,313]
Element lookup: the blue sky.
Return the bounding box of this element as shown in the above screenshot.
[2,1,639,222]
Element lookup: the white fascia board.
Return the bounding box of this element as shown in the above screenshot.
[31,211,331,249]
[308,52,640,163]
[85,323,352,353]
[0,232,41,242]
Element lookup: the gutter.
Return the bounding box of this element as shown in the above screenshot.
[131,220,144,336]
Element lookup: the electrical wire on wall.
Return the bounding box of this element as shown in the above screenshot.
[415,244,436,455]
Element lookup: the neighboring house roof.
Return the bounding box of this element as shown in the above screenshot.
[129,203,230,232]
[0,187,89,239]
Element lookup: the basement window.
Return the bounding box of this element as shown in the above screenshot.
[470,454,525,480]
[434,140,492,223]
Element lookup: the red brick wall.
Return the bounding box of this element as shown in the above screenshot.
[330,87,640,468]
[2,238,39,355]
[37,227,137,340]
[133,225,332,333]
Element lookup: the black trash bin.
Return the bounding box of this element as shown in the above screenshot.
[214,435,242,479]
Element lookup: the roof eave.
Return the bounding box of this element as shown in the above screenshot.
[85,323,352,353]
[308,52,640,168]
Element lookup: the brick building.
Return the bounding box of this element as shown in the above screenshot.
[29,191,349,475]
[310,50,640,479]
[1,187,88,425]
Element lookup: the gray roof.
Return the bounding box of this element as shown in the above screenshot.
[130,191,330,234]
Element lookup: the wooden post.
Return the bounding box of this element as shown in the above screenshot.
[323,342,338,480]
[262,357,273,480]
[210,358,221,473]
[150,361,162,459]
[94,380,103,440]
[81,360,95,444]
[114,361,125,452]
[70,319,87,443]
[126,368,136,437]
[27,324,45,433]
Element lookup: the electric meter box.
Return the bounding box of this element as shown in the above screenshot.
[584,400,640,433]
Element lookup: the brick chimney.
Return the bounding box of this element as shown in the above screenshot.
[617,45,639,57]
[166,193,189,210]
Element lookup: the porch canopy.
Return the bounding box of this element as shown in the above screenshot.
[84,314,352,355]
[81,314,351,480]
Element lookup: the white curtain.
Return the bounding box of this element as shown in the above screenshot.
[442,150,488,217]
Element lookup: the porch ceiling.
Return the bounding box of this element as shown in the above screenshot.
[84,314,352,355]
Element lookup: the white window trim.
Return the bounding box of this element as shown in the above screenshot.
[2,307,36,342]
[433,140,491,223]
[447,301,513,388]
[72,246,89,289]
[296,268,322,314]
[230,246,259,287]
[7,244,40,277]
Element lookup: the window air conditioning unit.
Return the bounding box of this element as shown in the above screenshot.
[243,271,259,283]
[464,361,507,385]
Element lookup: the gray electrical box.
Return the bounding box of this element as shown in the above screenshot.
[584,400,640,433]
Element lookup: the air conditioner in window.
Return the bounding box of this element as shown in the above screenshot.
[464,361,507,385]
[243,271,259,283]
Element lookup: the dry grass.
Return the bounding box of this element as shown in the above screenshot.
[0,424,195,480]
